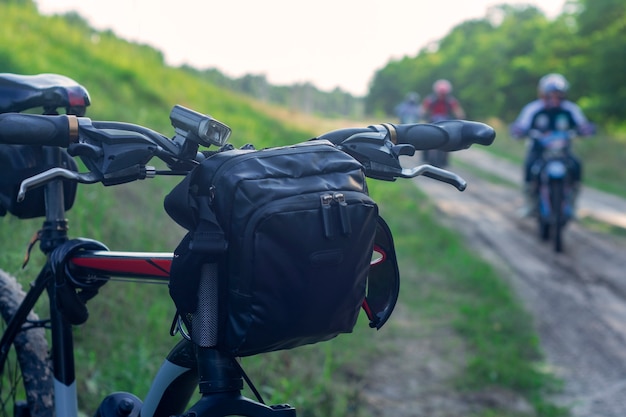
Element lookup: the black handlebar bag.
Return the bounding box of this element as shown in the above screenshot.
[165,141,399,357]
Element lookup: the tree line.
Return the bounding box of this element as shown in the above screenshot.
[15,0,623,129]
[185,67,365,120]
[365,0,625,129]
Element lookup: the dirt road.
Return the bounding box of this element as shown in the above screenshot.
[364,149,626,417]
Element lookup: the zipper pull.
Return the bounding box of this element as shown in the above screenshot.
[208,185,216,205]
[334,192,351,235]
[321,194,334,238]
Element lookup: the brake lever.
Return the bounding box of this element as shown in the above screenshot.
[402,164,467,191]
[336,134,466,190]
[337,132,415,181]
[17,168,101,202]
[17,163,161,201]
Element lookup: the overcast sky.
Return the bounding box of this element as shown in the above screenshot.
[35,0,565,96]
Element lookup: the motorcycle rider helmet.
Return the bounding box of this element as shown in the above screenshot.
[406,92,420,103]
[433,79,452,95]
[538,73,569,96]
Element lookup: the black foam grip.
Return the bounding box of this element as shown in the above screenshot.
[433,120,496,151]
[0,113,71,146]
[392,123,449,150]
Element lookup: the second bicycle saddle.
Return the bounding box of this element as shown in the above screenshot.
[0,73,90,116]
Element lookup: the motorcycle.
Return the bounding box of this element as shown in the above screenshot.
[529,130,578,252]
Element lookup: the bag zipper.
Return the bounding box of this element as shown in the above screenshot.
[207,143,341,227]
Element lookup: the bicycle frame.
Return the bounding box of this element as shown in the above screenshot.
[69,250,172,281]
[0,146,200,417]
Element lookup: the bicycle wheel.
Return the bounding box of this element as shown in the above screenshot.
[0,270,53,417]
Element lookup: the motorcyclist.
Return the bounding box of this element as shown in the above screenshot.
[394,92,422,124]
[420,79,465,122]
[419,79,465,167]
[510,73,595,217]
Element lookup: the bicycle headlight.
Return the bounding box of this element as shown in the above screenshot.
[170,105,231,148]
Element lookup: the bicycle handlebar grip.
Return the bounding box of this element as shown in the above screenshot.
[390,123,449,150]
[317,125,450,150]
[0,113,74,147]
[433,120,496,151]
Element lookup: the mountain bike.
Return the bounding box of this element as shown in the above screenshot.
[0,73,495,417]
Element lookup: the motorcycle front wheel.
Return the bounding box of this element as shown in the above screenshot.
[550,180,565,253]
[538,218,550,241]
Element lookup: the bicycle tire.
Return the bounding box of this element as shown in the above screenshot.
[0,269,53,417]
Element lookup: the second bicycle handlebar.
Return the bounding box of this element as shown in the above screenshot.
[316,120,495,152]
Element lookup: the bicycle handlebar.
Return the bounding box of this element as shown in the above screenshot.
[317,124,447,150]
[0,108,496,195]
[314,120,494,186]
[0,113,77,146]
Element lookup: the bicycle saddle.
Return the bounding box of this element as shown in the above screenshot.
[0,73,90,116]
